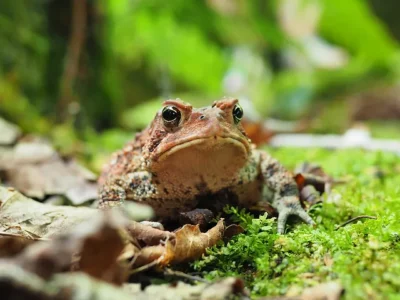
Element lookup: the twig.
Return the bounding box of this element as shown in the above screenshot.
[58,0,87,121]
[270,133,400,155]
[130,255,164,275]
[0,232,49,241]
[164,268,210,283]
[335,215,377,231]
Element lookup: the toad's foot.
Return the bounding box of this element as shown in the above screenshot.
[276,196,315,234]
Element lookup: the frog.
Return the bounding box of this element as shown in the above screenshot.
[98,98,315,234]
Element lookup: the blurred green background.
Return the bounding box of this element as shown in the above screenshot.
[1,0,400,170]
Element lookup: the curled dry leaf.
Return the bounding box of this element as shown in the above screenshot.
[163,218,225,265]
[126,221,175,246]
[134,219,225,268]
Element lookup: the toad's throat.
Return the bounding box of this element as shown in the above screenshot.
[150,136,249,191]
[153,136,250,162]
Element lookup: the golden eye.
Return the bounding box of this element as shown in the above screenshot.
[162,106,181,127]
[232,104,243,124]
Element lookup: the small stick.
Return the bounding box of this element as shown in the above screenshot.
[130,255,164,275]
[164,268,209,283]
[335,215,377,230]
[0,232,49,241]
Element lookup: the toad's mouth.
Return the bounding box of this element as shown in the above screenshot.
[153,135,250,162]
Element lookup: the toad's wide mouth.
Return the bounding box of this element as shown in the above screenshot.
[153,135,251,162]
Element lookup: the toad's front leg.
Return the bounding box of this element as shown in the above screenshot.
[98,171,156,209]
[260,152,315,234]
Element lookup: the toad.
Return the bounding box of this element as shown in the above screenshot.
[98,98,315,234]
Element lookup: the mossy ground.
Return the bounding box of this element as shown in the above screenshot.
[192,148,400,299]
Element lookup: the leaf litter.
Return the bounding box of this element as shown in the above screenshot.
[0,186,238,299]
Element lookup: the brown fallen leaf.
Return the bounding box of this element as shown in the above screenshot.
[242,119,274,146]
[0,186,171,281]
[126,221,175,246]
[133,219,225,268]
[2,208,131,284]
[0,236,36,258]
[163,218,225,265]
[70,211,130,284]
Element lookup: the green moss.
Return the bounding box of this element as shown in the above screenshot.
[193,148,400,299]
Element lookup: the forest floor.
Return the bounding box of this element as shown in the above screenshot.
[1,115,400,299]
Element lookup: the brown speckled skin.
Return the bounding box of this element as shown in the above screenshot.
[98,98,314,233]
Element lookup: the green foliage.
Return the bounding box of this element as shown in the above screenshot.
[0,1,49,129]
[107,0,228,95]
[319,0,398,62]
[193,148,400,299]
[2,0,400,128]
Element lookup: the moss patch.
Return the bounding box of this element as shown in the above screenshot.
[193,148,400,299]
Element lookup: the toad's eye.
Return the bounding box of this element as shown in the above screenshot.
[232,104,243,124]
[162,106,181,127]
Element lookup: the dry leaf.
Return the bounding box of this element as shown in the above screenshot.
[126,277,248,300]
[163,219,225,265]
[1,208,130,284]
[0,186,98,238]
[70,211,130,284]
[133,219,225,268]
[127,221,175,246]
[0,271,246,300]
[0,265,134,300]
[242,120,274,146]
[0,137,97,204]
[0,117,21,146]
[0,236,36,258]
